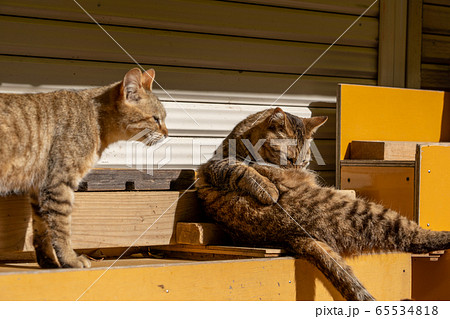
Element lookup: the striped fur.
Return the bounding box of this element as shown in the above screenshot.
[0,68,168,268]
[197,107,449,301]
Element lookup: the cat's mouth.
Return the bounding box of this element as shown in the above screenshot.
[142,132,166,146]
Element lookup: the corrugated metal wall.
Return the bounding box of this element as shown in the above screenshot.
[0,0,380,185]
[421,0,450,91]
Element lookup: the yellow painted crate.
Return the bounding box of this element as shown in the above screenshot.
[337,84,450,300]
[0,254,410,301]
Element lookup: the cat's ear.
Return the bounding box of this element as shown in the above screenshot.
[268,107,286,127]
[122,68,142,102]
[142,69,155,92]
[303,116,328,137]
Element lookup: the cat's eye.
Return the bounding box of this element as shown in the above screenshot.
[153,116,161,126]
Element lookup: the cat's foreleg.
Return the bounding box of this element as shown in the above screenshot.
[201,159,279,204]
[33,181,90,268]
[30,191,60,268]
[289,237,375,301]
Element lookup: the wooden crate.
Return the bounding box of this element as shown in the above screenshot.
[0,169,199,257]
[0,253,411,301]
[337,84,450,301]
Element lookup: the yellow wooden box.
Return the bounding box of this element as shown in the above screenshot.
[337,84,450,300]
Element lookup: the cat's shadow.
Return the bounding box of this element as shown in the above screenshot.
[295,259,344,301]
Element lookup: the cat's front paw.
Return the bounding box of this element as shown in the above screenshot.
[254,181,279,205]
[60,254,92,268]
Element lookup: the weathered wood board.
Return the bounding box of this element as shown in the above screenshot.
[0,190,200,255]
[79,168,195,191]
[149,244,284,261]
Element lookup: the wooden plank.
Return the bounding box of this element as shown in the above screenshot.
[415,143,450,231]
[378,0,408,87]
[338,85,448,162]
[226,0,380,16]
[0,191,200,253]
[0,257,299,300]
[341,160,415,167]
[341,166,415,221]
[413,249,450,300]
[0,0,379,47]
[176,223,230,245]
[0,253,412,301]
[421,64,450,91]
[79,169,195,191]
[0,55,376,107]
[0,16,377,79]
[412,250,446,261]
[0,246,152,263]
[423,3,450,36]
[150,244,284,260]
[422,34,450,64]
[406,0,423,88]
[350,141,419,160]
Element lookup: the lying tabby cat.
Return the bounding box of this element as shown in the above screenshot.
[197,107,449,301]
[0,68,168,268]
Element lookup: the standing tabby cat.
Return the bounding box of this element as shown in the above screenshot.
[0,68,168,268]
[197,107,449,301]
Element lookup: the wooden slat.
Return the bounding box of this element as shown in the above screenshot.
[412,250,446,261]
[149,244,284,260]
[226,0,380,16]
[421,64,450,91]
[0,16,377,79]
[0,191,200,253]
[350,141,418,161]
[0,0,378,47]
[378,0,408,87]
[0,55,376,106]
[340,160,415,167]
[423,4,450,36]
[79,169,195,191]
[406,0,423,88]
[422,34,450,64]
